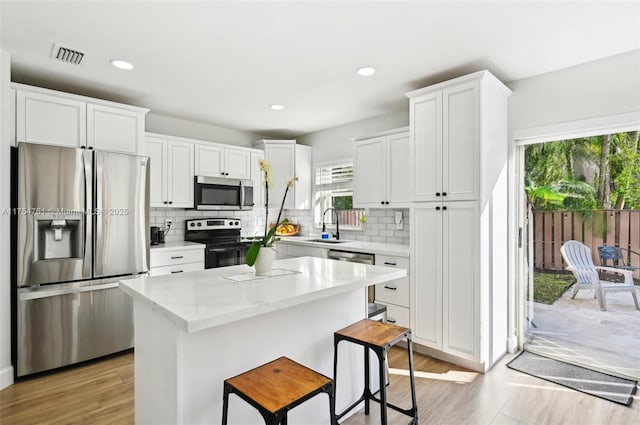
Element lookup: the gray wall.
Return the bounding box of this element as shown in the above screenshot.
[297,107,409,163]
[508,49,640,135]
[146,112,268,148]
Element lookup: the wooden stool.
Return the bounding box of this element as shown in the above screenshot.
[222,356,337,425]
[333,319,418,424]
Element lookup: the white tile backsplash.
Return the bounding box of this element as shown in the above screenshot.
[150,207,410,245]
[150,207,278,242]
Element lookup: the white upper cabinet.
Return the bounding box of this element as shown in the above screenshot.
[224,147,251,179]
[14,83,148,153]
[195,144,224,177]
[256,140,311,210]
[409,80,479,202]
[195,144,251,180]
[353,128,410,208]
[87,103,145,154]
[145,134,194,208]
[251,150,265,208]
[16,89,86,148]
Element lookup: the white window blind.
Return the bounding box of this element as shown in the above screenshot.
[315,163,353,191]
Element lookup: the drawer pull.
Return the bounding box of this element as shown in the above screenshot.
[384,285,397,290]
[171,270,184,274]
[384,262,397,266]
[387,318,396,323]
[170,256,184,259]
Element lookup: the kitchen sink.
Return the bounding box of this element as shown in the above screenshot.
[308,239,348,244]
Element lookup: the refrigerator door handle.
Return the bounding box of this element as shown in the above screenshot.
[83,149,93,278]
[94,152,104,276]
[18,281,122,301]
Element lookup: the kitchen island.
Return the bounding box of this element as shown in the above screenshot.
[119,256,406,424]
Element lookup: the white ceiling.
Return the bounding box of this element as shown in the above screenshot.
[1,1,639,138]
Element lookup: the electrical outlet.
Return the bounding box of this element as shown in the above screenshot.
[165,218,173,229]
[395,211,403,230]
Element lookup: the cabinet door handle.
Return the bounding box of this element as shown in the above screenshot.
[88,146,94,150]
[171,256,184,259]
[436,206,441,211]
[385,201,389,205]
[164,201,168,204]
[384,285,397,290]
[169,201,173,204]
[387,318,396,324]
[380,201,385,205]
[384,262,397,266]
[435,192,441,197]
[171,270,183,274]
[442,192,447,196]
[443,206,447,211]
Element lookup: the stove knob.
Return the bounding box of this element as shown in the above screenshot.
[197,222,202,227]
[190,222,195,227]
[235,221,239,226]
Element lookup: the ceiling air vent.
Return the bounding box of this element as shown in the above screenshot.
[50,43,84,65]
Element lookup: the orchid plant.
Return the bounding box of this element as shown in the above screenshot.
[246,159,298,266]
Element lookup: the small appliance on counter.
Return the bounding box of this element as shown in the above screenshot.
[150,226,165,245]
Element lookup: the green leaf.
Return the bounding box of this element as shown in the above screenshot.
[246,242,262,266]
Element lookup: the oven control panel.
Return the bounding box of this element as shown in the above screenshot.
[186,218,241,231]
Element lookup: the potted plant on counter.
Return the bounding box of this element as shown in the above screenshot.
[246,159,297,275]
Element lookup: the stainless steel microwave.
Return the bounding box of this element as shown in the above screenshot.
[194,176,254,210]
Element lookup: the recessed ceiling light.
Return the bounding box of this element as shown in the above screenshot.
[110,59,134,70]
[357,67,376,77]
[270,104,284,111]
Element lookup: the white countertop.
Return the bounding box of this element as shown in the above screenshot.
[276,236,410,257]
[150,241,205,252]
[119,256,405,334]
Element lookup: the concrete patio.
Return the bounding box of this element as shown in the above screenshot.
[526,284,640,380]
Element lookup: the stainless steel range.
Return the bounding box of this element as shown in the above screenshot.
[184,218,252,268]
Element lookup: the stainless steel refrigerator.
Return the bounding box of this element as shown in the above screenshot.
[14,142,149,376]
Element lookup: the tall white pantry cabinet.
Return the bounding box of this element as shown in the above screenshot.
[406,70,511,371]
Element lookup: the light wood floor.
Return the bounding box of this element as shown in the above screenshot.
[1,347,638,425]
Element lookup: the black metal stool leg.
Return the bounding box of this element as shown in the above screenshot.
[377,348,388,425]
[222,383,230,425]
[407,337,418,424]
[364,345,370,415]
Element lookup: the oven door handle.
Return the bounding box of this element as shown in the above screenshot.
[208,247,235,253]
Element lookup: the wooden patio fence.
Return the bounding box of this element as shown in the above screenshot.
[533,209,640,278]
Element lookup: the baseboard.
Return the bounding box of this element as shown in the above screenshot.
[412,342,485,373]
[507,335,519,353]
[0,365,14,390]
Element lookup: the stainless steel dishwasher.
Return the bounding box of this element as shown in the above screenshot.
[327,250,386,321]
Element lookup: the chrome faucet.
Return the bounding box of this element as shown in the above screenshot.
[322,207,340,240]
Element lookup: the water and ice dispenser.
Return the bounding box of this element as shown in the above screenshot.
[34,216,83,261]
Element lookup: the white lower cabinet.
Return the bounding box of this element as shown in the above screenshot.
[380,303,410,328]
[374,254,410,328]
[412,202,479,361]
[150,245,204,277]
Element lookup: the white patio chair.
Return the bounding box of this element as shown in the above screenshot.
[560,240,639,311]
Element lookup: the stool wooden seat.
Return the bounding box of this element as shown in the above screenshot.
[222,356,337,425]
[333,319,418,424]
